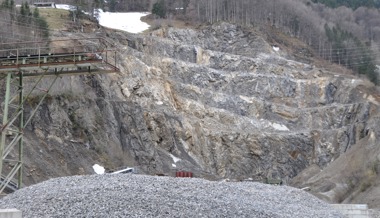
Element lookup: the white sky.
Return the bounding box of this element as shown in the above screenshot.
[55,5,151,34]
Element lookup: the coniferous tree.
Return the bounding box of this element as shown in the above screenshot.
[152,0,167,18]
[324,24,378,84]
[311,0,377,9]
[33,7,39,18]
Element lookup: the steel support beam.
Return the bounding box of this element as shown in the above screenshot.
[17,72,23,189]
[0,38,119,194]
[0,71,58,193]
[0,72,23,193]
[0,73,12,177]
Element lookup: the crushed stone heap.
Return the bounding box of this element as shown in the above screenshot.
[0,174,343,217]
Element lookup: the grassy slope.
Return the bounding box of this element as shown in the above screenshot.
[39,8,71,31]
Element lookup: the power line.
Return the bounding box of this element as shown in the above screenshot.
[0,31,48,43]
[0,6,88,34]
[0,18,78,33]
[319,50,380,59]
[316,49,373,55]
[316,52,373,60]
[311,45,380,52]
[0,6,79,26]
[1,5,376,71]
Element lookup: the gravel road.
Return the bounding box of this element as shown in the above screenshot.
[0,174,344,217]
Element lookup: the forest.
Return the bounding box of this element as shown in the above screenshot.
[0,0,379,83]
[311,0,380,9]
[151,0,380,84]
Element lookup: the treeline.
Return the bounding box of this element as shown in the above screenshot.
[52,0,151,13]
[152,0,190,18]
[0,0,49,44]
[311,0,380,9]
[323,24,377,81]
[108,0,151,12]
[168,0,379,84]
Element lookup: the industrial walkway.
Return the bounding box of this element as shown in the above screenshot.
[0,37,119,194]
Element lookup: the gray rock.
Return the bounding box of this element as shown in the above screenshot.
[11,23,380,196]
[0,174,344,218]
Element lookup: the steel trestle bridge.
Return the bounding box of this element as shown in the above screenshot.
[0,38,119,194]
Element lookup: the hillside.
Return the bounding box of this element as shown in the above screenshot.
[0,13,373,210]
[1,1,380,215]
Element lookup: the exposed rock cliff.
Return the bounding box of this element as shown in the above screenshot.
[11,23,380,206]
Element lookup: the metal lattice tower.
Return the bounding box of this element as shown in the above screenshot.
[0,38,119,193]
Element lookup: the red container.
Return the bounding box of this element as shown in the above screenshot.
[176,171,193,178]
[179,171,184,177]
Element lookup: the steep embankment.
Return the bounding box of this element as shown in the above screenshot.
[15,23,380,207]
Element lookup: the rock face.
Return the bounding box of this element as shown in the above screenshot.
[11,22,380,200]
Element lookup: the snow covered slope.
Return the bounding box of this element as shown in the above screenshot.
[55,5,150,33]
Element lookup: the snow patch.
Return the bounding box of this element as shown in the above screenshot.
[92,164,105,174]
[172,164,177,168]
[169,154,181,163]
[97,10,150,33]
[273,46,280,52]
[260,119,290,131]
[239,95,253,103]
[271,122,289,131]
[55,4,76,11]
[370,131,376,141]
[54,5,150,33]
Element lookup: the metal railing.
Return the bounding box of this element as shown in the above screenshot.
[0,37,118,72]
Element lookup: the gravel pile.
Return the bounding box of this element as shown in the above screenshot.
[0,174,344,217]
